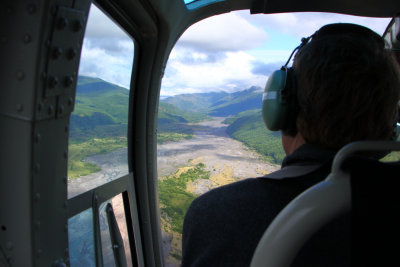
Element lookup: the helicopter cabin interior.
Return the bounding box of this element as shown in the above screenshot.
[1,0,400,266]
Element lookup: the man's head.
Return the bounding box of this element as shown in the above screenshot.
[292,23,400,150]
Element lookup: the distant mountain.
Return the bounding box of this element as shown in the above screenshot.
[162,91,229,113]
[162,86,263,117]
[158,102,209,124]
[209,86,262,116]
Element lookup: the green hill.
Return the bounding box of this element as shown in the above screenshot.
[69,76,129,143]
[225,109,285,164]
[75,76,130,123]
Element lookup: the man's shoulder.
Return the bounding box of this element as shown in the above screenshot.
[185,176,299,224]
[189,178,269,210]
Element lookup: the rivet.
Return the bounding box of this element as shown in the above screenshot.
[35,133,41,143]
[63,150,68,159]
[48,105,54,115]
[45,39,51,47]
[63,176,67,184]
[27,3,37,14]
[48,76,58,88]
[38,102,43,112]
[34,193,40,201]
[34,163,40,173]
[73,20,84,32]
[64,76,74,87]
[23,34,31,44]
[35,220,41,229]
[64,223,68,232]
[36,249,42,257]
[16,104,23,112]
[67,49,77,60]
[52,47,63,59]
[67,97,73,106]
[58,17,69,30]
[58,105,64,114]
[16,71,25,81]
[63,201,68,208]
[52,260,67,267]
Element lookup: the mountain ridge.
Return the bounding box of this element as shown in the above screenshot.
[162,86,263,117]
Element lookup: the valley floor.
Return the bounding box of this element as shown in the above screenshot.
[157,117,279,188]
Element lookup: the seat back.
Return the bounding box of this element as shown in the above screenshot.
[250,141,400,267]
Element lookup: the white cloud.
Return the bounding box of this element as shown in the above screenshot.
[161,12,392,96]
[78,38,134,88]
[161,48,266,96]
[77,4,134,88]
[177,12,268,52]
[238,11,390,38]
[80,6,393,96]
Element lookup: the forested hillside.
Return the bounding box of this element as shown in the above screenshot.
[70,76,129,143]
[224,109,286,164]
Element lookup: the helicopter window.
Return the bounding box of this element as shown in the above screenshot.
[67,4,133,198]
[184,0,226,10]
[68,208,96,266]
[99,194,133,267]
[157,11,390,266]
[66,3,135,267]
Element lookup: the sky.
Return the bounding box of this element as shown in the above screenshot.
[78,3,391,96]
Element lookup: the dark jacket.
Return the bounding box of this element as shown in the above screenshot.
[182,144,351,267]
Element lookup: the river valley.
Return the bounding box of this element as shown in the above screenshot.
[67,118,279,266]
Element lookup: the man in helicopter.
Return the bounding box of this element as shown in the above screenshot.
[182,23,400,266]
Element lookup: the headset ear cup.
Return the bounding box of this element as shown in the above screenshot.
[262,69,288,131]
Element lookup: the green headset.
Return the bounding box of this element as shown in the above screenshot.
[261,36,309,132]
[261,23,400,140]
